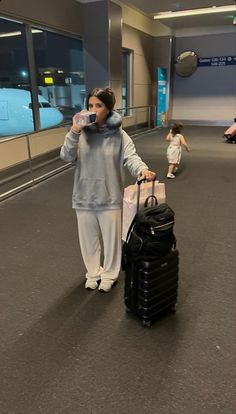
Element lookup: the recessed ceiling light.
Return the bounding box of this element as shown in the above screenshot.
[153,5,236,19]
[0,29,42,38]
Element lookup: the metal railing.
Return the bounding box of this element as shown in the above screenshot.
[117,105,157,133]
[0,105,157,202]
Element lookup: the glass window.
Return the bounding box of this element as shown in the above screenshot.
[33,29,85,126]
[122,49,132,117]
[0,17,33,137]
[0,17,85,138]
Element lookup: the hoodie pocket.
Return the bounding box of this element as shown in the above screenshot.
[77,178,111,205]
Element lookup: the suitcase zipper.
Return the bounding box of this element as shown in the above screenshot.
[150,221,174,234]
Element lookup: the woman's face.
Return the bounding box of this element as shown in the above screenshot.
[88,96,109,125]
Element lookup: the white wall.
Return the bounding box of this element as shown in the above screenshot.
[172,32,236,125]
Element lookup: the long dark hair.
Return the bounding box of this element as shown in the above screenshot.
[171,122,183,135]
[86,87,116,112]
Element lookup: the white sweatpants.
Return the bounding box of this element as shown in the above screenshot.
[76,209,121,282]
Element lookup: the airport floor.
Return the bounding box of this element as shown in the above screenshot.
[0,126,235,414]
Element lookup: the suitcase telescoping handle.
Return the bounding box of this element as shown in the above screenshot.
[136,175,157,211]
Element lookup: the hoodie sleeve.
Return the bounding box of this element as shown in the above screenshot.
[121,130,148,177]
[60,129,80,163]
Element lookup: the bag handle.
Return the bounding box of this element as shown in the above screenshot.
[144,195,158,207]
[136,176,156,211]
[137,175,156,186]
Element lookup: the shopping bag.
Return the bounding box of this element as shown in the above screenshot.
[122,180,166,241]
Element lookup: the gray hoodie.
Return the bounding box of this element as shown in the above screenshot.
[60,111,148,210]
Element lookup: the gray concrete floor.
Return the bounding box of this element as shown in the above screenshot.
[0,126,235,414]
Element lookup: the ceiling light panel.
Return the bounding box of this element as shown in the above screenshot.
[153,5,236,19]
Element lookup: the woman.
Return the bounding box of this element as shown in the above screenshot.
[60,87,155,292]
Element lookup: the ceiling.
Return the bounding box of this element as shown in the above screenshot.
[119,0,236,29]
[78,0,236,29]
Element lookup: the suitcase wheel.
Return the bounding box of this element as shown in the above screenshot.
[142,319,152,327]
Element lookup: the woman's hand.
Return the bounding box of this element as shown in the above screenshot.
[71,110,96,134]
[70,113,83,134]
[141,169,156,181]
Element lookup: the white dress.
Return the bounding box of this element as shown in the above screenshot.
[167,133,182,164]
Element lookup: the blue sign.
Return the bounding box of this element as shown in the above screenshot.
[157,68,167,127]
[198,56,236,67]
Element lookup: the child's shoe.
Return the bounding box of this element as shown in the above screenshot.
[167,173,175,179]
[173,166,178,173]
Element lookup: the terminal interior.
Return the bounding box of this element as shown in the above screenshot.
[0,0,235,413]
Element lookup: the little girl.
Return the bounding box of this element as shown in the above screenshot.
[166,122,190,179]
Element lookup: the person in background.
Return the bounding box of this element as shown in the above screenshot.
[166,122,190,179]
[223,118,236,144]
[60,87,156,292]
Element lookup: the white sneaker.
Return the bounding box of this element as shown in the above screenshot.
[173,166,178,173]
[85,279,99,290]
[167,173,175,179]
[98,280,117,293]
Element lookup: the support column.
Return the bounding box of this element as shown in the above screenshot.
[82,0,122,108]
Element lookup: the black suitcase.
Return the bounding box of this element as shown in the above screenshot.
[124,249,179,326]
[123,178,179,326]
